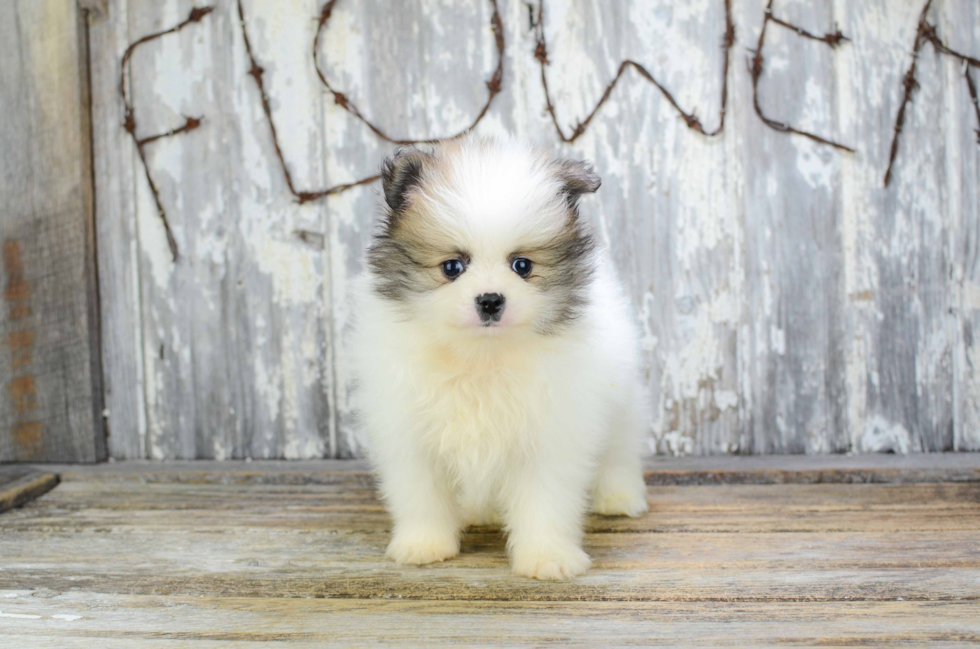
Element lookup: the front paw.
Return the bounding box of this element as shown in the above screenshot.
[592,474,649,517]
[592,490,649,517]
[511,543,591,580]
[386,529,459,566]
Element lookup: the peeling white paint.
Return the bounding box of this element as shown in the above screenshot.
[255,239,320,307]
[770,326,786,356]
[664,306,722,402]
[637,290,658,352]
[965,281,980,311]
[98,0,978,459]
[280,326,299,438]
[657,431,695,456]
[254,348,282,425]
[858,415,913,454]
[715,390,737,411]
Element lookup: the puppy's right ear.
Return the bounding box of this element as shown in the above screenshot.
[553,159,601,209]
[381,148,430,214]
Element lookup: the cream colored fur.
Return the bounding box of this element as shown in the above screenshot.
[350,137,648,580]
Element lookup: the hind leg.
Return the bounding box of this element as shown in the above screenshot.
[592,396,649,517]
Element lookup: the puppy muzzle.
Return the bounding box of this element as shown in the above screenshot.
[475,293,505,323]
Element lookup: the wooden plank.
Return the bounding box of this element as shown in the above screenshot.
[121,0,235,460]
[0,563,978,604]
[40,453,980,485]
[1,481,978,601]
[836,0,955,453]
[946,0,980,451]
[6,480,978,533]
[88,0,146,459]
[3,564,978,607]
[514,0,742,456]
[0,466,59,513]
[735,0,848,453]
[0,0,105,462]
[233,0,334,460]
[1,468,977,645]
[5,517,979,569]
[3,518,979,600]
[111,0,336,460]
[1,596,978,649]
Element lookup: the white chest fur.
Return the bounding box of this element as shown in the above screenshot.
[409,342,546,482]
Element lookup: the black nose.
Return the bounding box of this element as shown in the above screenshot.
[475,293,506,321]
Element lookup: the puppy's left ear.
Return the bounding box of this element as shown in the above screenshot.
[381,148,431,215]
[554,159,601,209]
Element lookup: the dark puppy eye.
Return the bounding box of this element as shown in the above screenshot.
[511,257,533,278]
[441,258,465,280]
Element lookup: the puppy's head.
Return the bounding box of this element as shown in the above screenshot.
[367,137,600,337]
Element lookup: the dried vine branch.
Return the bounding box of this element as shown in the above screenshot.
[126,0,980,249]
[966,69,980,144]
[920,23,980,69]
[748,1,855,153]
[533,0,735,143]
[921,23,980,146]
[884,0,936,188]
[234,0,504,205]
[136,116,203,147]
[767,15,849,48]
[120,6,214,261]
[237,0,380,204]
[884,0,980,186]
[124,0,507,252]
[312,0,504,145]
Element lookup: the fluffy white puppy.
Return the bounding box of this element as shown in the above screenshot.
[351,136,648,580]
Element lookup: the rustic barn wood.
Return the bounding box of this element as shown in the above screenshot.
[949,0,980,452]
[0,0,105,462]
[0,466,59,513]
[88,0,146,460]
[38,452,980,485]
[84,0,980,459]
[0,461,977,646]
[2,598,979,648]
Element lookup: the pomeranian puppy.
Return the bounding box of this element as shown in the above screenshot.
[351,136,648,580]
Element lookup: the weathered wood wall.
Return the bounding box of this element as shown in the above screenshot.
[87,0,980,459]
[0,0,106,463]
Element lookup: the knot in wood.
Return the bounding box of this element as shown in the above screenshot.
[296,191,323,204]
[723,23,736,48]
[824,28,848,48]
[318,2,334,26]
[902,70,920,95]
[188,6,214,23]
[534,41,549,64]
[486,74,501,94]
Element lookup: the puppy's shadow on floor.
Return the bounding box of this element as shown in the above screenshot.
[460,525,506,556]
[458,509,653,557]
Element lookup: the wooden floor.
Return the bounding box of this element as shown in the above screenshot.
[1,456,979,647]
